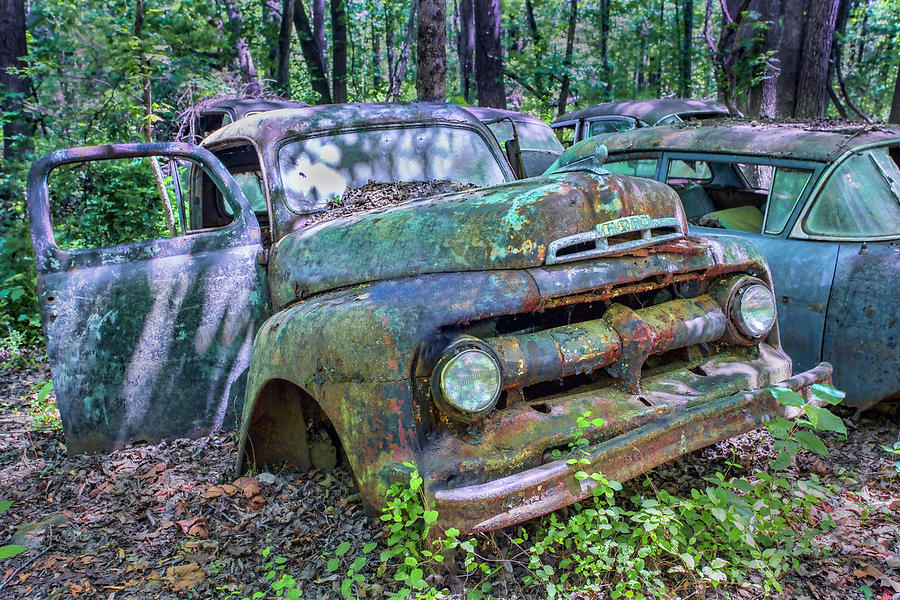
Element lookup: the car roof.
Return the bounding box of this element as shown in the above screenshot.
[593,121,900,162]
[462,106,549,126]
[200,97,309,119]
[203,102,492,148]
[552,99,729,126]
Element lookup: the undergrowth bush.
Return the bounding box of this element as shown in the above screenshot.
[235,383,845,600]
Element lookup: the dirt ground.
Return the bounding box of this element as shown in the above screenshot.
[1,355,898,600]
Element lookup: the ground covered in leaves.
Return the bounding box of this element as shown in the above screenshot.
[1,354,898,600]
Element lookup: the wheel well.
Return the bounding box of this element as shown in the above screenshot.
[242,378,338,472]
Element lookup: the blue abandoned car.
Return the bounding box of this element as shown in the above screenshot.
[550,122,900,411]
[550,99,729,146]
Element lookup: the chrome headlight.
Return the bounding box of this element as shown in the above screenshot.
[731,283,776,339]
[432,340,502,420]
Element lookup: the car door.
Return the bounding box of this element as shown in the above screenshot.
[794,144,900,409]
[28,143,269,452]
[657,153,832,374]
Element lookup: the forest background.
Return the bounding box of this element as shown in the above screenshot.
[1,0,900,340]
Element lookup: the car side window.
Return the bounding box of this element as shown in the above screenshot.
[764,168,812,234]
[48,157,194,251]
[192,144,267,229]
[667,159,712,181]
[553,124,577,147]
[605,158,658,178]
[805,147,900,238]
[666,157,812,236]
[222,172,267,216]
[587,118,635,137]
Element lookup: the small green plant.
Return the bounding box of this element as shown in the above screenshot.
[880,433,900,484]
[28,380,61,432]
[765,383,847,470]
[379,462,444,598]
[325,538,377,598]
[0,327,40,371]
[0,501,28,560]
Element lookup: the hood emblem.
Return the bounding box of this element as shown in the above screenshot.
[596,215,652,237]
[546,215,684,265]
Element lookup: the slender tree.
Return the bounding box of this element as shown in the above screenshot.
[888,60,900,123]
[417,0,447,101]
[556,0,577,115]
[0,0,31,159]
[221,0,263,95]
[474,0,505,107]
[331,0,348,102]
[276,0,294,93]
[680,0,692,98]
[135,0,176,237]
[388,0,417,101]
[457,0,475,102]
[293,0,332,103]
[263,0,282,78]
[795,0,839,117]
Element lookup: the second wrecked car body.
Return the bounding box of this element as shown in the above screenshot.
[28,103,831,533]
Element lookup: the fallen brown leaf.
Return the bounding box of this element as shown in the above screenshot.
[165,562,205,591]
[176,516,209,538]
[232,476,261,498]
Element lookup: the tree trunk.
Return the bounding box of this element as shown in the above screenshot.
[386,3,396,87]
[313,0,328,81]
[0,0,31,159]
[371,20,381,90]
[748,0,778,117]
[775,0,807,117]
[222,0,263,95]
[293,0,332,103]
[276,0,294,93]
[795,0,839,118]
[457,0,475,102]
[417,0,446,101]
[556,0,577,115]
[525,0,539,43]
[331,0,348,102]
[889,61,900,124]
[680,0,692,98]
[474,0,505,107]
[263,0,282,80]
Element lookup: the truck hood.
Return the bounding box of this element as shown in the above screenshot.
[269,170,688,309]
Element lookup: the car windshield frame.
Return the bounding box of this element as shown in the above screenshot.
[275,122,514,215]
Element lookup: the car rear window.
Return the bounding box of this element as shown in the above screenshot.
[278,125,509,213]
[804,147,900,238]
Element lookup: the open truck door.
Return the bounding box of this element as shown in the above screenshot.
[27,143,269,453]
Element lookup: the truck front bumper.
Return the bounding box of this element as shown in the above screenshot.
[431,361,832,533]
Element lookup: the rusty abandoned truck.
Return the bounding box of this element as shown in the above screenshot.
[28,103,831,533]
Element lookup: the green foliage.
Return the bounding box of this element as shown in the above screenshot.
[0,502,28,561]
[379,462,445,598]
[27,380,60,433]
[231,384,843,600]
[880,434,900,484]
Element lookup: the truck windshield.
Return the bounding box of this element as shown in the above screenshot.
[278,125,509,213]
